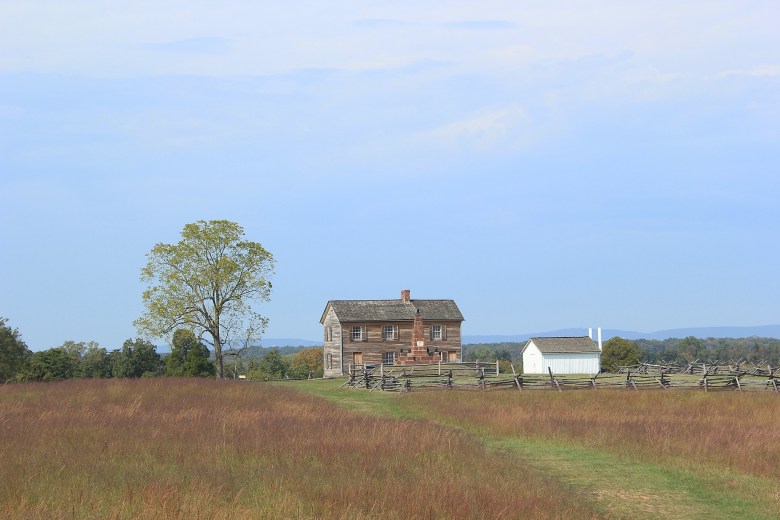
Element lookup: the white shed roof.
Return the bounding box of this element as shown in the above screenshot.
[523,337,600,354]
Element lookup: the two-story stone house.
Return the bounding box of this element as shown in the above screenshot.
[320,289,465,377]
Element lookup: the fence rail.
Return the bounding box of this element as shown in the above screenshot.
[343,362,778,393]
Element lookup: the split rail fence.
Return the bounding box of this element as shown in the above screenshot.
[343,361,779,393]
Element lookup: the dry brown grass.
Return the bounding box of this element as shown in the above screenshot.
[408,389,780,479]
[0,379,603,519]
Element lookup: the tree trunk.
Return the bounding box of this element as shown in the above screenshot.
[214,338,224,380]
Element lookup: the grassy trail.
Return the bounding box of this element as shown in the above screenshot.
[287,379,779,520]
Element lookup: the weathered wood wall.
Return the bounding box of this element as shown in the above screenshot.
[322,307,343,378]
[323,319,462,376]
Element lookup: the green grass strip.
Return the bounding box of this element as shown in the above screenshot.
[486,436,773,519]
[287,379,779,520]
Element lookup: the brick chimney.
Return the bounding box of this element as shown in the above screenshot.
[401,289,411,303]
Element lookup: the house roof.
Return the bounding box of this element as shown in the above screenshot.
[524,336,600,354]
[321,299,464,323]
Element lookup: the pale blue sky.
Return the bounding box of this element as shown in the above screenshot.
[1,1,778,350]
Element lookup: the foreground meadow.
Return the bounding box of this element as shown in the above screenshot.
[0,379,601,519]
[293,380,780,519]
[420,389,780,475]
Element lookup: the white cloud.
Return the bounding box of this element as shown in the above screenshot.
[416,105,536,152]
[718,64,780,78]
[141,37,230,54]
[443,20,517,30]
[2,1,776,79]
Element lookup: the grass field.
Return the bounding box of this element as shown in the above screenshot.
[1,378,777,519]
[289,380,780,519]
[0,379,600,519]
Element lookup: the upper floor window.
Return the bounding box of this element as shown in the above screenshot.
[431,324,446,340]
[383,325,399,341]
[350,325,366,341]
[325,326,333,342]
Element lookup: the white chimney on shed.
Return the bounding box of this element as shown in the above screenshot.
[597,327,603,351]
[588,327,593,340]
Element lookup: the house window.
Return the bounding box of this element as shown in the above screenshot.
[325,326,333,342]
[383,325,399,341]
[326,353,333,370]
[431,324,446,340]
[382,352,395,365]
[350,325,366,341]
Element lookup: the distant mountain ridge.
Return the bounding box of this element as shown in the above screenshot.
[155,338,321,353]
[259,338,322,348]
[463,325,780,344]
[232,326,780,349]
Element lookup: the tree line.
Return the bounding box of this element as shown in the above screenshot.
[462,336,780,372]
[0,317,322,383]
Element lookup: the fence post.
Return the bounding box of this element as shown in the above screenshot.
[548,367,561,392]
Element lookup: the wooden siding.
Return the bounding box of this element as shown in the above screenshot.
[323,317,463,375]
[339,320,462,369]
[322,307,343,377]
[522,341,601,375]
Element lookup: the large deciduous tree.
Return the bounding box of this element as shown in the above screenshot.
[166,329,215,377]
[601,336,641,372]
[25,347,81,381]
[112,338,163,378]
[135,220,274,379]
[0,318,31,382]
[248,348,288,380]
[288,347,324,379]
[81,343,112,378]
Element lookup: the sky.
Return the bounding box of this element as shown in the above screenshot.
[1,1,778,351]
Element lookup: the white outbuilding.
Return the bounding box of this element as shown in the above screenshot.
[521,334,602,375]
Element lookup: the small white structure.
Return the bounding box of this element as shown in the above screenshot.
[521,331,602,375]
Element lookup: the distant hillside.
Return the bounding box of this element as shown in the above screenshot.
[463,325,780,344]
[224,327,780,349]
[158,326,780,352]
[155,338,320,353]
[260,338,321,348]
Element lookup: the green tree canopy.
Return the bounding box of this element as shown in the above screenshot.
[81,344,112,378]
[601,336,641,372]
[166,329,215,377]
[287,347,324,379]
[113,338,163,378]
[463,345,511,362]
[677,336,705,362]
[0,318,31,382]
[248,348,288,380]
[24,348,80,381]
[57,340,110,379]
[135,220,274,379]
[58,340,98,378]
